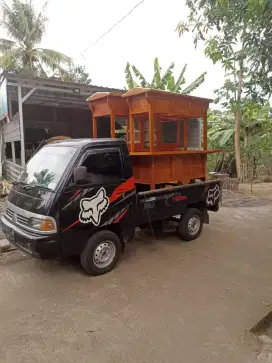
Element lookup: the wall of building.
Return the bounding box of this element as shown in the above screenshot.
[3,101,123,167]
[8,102,93,162]
[20,103,93,141]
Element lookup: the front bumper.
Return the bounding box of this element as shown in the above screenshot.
[1,216,60,258]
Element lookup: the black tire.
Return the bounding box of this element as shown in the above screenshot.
[177,208,204,241]
[80,230,122,276]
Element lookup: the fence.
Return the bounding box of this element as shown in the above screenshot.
[241,162,272,183]
[3,159,23,182]
[209,172,240,191]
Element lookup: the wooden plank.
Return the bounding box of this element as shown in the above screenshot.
[110,97,128,116]
[110,112,115,138]
[203,111,208,150]
[129,149,223,156]
[129,113,134,152]
[122,87,213,103]
[184,119,188,150]
[149,105,154,152]
[92,116,97,138]
[91,102,111,117]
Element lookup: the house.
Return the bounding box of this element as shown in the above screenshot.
[0,72,123,180]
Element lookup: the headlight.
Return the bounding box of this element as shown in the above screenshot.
[29,217,43,230]
[29,217,56,232]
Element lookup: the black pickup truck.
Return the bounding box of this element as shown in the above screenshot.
[1,139,221,275]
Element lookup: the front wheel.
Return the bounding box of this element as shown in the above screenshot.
[80,230,122,276]
[177,208,204,241]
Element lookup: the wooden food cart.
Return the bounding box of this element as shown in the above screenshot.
[87,88,221,190]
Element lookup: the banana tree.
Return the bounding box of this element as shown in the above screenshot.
[208,101,272,149]
[125,57,206,95]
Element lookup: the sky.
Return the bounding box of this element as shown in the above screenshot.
[2,0,225,99]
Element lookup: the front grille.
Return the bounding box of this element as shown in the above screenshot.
[6,208,14,219]
[5,208,29,226]
[16,214,29,225]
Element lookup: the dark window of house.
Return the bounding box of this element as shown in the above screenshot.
[5,142,12,159]
[81,149,123,184]
[15,141,20,160]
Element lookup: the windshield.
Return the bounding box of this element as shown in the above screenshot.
[18,145,77,191]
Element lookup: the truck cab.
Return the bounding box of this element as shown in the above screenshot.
[2,139,136,271]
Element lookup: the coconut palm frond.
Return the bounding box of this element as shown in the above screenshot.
[0,0,72,78]
[1,0,29,43]
[28,1,48,45]
[0,47,23,68]
[35,48,72,69]
[0,38,16,52]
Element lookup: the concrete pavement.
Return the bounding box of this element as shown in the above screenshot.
[0,201,272,362]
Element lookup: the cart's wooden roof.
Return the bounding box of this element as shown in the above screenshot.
[122,88,213,103]
[87,92,123,102]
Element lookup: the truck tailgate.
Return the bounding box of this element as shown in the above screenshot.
[136,180,221,225]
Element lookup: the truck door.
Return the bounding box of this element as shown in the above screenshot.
[59,147,136,249]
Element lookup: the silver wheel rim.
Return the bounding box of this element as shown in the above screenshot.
[93,240,116,268]
[188,215,200,236]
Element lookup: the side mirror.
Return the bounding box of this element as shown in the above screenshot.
[73,166,87,183]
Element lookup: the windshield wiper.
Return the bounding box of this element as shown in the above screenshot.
[21,184,53,192]
[12,181,26,186]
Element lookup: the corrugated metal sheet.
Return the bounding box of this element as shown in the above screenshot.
[188,119,201,149]
[4,160,22,182]
[3,113,21,142]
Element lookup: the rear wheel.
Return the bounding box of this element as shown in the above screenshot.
[177,208,204,241]
[80,230,122,276]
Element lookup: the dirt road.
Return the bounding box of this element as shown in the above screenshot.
[1,195,272,363]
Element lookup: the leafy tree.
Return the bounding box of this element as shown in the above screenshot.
[0,0,72,77]
[208,101,272,179]
[60,65,92,85]
[208,101,271,148]
[177,0,272,178]
[125,57,206,94]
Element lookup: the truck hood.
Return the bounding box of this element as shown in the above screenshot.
[7,185,54,215]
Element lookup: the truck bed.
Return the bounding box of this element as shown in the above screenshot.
[136,180,221,226]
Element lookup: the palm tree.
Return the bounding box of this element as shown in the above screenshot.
[125,57,206,95]
[0,0,72,77]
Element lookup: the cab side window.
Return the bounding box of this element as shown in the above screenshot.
[81,149,123,185]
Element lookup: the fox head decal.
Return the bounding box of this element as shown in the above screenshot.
[206,184,220,206]
[79,188,109,226]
